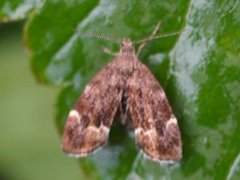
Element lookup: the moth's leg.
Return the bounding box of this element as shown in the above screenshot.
[137,21,161,56]
[103,47,118,56]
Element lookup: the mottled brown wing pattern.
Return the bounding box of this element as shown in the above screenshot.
[62,59,125,157]
[61,39,182,163]
[127,62,182,162]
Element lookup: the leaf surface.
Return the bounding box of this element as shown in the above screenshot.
[21,0,240,179]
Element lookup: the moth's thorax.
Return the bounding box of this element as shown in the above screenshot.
[113,39,136,79]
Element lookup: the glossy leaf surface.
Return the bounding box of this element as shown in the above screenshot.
[2,0,240,179]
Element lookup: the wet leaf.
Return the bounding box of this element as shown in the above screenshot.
[0,0,42,22]
[20,0,240,179]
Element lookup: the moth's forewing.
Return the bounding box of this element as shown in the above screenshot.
[62,58,126,157]
[127,61,182,162]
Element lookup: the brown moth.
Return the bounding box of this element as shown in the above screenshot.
[62,24,183,163]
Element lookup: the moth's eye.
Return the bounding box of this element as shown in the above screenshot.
[121,42,124,47]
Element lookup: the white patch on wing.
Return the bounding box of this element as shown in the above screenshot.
[135,128,157,136]
[135,127,157,146]
[159,91,166,98]
[84,85,91,93]
[135,128,142,135]
[166,115,177,128]
[69,109,81,123]
[101,124,110,133]
[88,124,110,133]
[144,129,157,136]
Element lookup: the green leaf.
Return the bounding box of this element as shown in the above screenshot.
[0,0,42,22]
[24,0,240,179]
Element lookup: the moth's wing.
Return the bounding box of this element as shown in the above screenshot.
[62,59,124,157]
[127,62,182,162]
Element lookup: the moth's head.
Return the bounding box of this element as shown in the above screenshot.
[120,39,135,54]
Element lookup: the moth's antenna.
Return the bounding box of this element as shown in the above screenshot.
[75,30,121,45]
[135,28,186,44]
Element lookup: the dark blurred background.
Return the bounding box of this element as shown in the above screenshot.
[0,22,82,180]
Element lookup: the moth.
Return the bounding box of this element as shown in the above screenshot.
[62,23,183,163]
